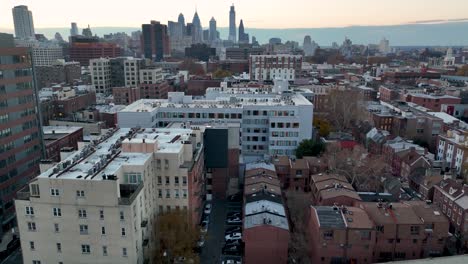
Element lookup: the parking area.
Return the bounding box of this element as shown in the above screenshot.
[200,193,243,264]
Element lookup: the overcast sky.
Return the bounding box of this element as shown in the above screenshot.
[2,0,468,29]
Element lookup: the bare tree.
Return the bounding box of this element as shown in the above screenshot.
[324,144,390,192]
[153,210,200,264]
[324,89,368,131]
[285,191,312,264]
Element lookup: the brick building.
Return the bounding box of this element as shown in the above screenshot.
[308,206,375,264]
[0,33,42,235]
[69,42,122,67]
[360,201,449,262]
[433,179,468,249]
[243,162,289,264]
[402,94,461,112]
[43,126,83,162]
[311,174,362,206]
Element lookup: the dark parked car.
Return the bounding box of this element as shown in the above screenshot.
[226,216,242,224]
[222,245,242,256]
[228,193,242,202]
[225,226,242,234]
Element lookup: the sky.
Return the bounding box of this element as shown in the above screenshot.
[1,0,468,29]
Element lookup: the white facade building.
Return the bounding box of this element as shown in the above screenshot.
[31,44,64,66]
[12,5,35,39]
[139,68,163,84]
[249,55,303,82]
[117,81,313,157]
[15,127,205,264]
[437,129,468,177]
[124,58,143,87]
[90,58,112,95]
[378,38,390,55]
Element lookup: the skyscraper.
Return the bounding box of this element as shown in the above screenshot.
[379,37,390,55]
[82,25,93,37]
[141,21,170,61]
[229,5,236,42]
[209,17,217,42]
[238,19,249,44]
[12,5,35,39]
[70,22,79,36]
[0,33,42,236]
[191,12,203,44]
[178,13,186,35]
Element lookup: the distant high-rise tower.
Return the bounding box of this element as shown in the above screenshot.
[70,22,79,36]
[82,25,93,37]
[178,13,186,36]
[192,11,203,44]
[229,4,236,42]
[12,5,35,39]
[141,21,170,61]
[303,35,318,56]
[209,17,217,42]
[379,37,390,55]
[238,19,249,44]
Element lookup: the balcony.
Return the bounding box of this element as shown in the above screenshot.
[119,183,143,205]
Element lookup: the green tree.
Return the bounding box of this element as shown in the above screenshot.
[295,139,325,158]
[212,69,232,79]
[153,210,200,264]
[313,117,331,137]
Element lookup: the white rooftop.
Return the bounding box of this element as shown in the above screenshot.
[43,126,82,135]
[40,127,193,181]
[245,162,276,172]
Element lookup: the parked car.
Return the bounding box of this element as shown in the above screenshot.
[196,235,205,248]
[228,193,242,202]
[204,203,212,215]
[225,226,242,234]
[225,232,242,241]
[227,212,242,218]
[225,239,242,246]
[222,245,242,256]
[200,219,209,233]
[226,216,242,224]
[222,259,242,264]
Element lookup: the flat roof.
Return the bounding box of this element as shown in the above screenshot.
[43,126,82,135]
[244,212,289,230]
[313,206,346,229]
[40,128,193,181]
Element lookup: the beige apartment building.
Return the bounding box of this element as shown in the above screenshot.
[15,127,205,264]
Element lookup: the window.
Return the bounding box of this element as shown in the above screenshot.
[81,244,91,254]
[360,230,371,240]
[76,190,85,198]
[78,209,87,218]
[50,188,60,196]
[30,241,35,250]
[102,246,108,256]
[122,247,128,257]
[101,226,106,235]
[157,176,162,185]
[53,208,62,217]
[121,227,126,236]
[165,176,170,185]
[125,172,142,184]
[27,222,36,231]
[99,209,104,220]
[26,206,34,215]
[323,230,333,240]
[182,176,187,186]
[175,189,180,198]
[57,243,62,253]
[175,176,179,185]
[183,189,187,198]
[410,226,420,235]
[158,189,162,198]
[54,223,60,233]
[79,224,89,235]
[120,211,125,220]
[166,189,170,198]
[32,261,41,264]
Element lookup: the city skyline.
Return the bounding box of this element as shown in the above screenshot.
[1,0,468,30]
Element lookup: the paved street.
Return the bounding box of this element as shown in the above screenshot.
[200,199,227,264]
